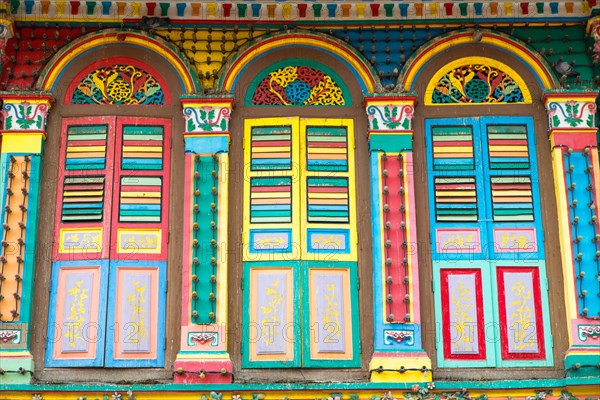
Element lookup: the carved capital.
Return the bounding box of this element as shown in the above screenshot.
[181,97,235,135]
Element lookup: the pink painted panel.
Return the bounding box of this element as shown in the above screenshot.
[494,228,537,252]
[53,266,102,360]
[436,228,482,253]
[113,267,159,360]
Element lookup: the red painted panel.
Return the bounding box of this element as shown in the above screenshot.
[497,266,545,360]
[441,268,486,360]
[380,154,410,323]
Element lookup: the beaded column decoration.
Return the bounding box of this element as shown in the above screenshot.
[545,92,600,377]
[0,93,51,384]
[174,97,233,384]
[365,96,432,383]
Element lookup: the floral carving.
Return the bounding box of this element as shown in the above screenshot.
[71,64,164,105]
[252,66,345,106]
[432,64,524,104]
[367,104,414,131]
[183,106,231,133]
[547,101,597,128]
[2,101,48,130]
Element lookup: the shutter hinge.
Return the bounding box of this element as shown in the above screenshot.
[359,341,362,355]
[240,341,243,355]
[168,231,170,244]
[165,280,168,294]
[164,335,167,350]
[357,277,360,291]
[431,280,435,293]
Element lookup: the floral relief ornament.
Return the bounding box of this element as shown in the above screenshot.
[547,100,596,129]
[183,106,231,133]
[2,101,48,130]
[366,104,414,131]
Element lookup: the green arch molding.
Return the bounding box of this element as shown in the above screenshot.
[245,59,353,106]
[218,31,379,95]
[400,29,559,93]
[35,28,201,94]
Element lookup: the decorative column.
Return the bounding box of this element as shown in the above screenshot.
[365,96,432,383]
[545,92,600,378]
[0,93,52,384]
[174,97,234,383]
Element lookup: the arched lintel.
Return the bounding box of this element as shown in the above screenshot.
[401,29,559,93]
[218,32,380,95]
[36,29,201,94]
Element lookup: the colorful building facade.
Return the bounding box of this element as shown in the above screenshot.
[0,0,599,399]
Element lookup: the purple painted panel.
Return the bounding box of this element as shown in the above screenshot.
[503,271,539,353]
[121,273,152,353]
[255,272,288,355]
[447,273,479,355]
[61,272,94,353]
[314,272,346,353]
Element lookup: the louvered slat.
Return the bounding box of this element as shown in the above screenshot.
[65,125,108,170]
[119,176,162,222]
[306,126,348,172]
[434,176,478,222]
[250,126,292,171]
[61,176,105,222]
[250,177,292,223]
[491,176,534,221]
[121,126,164,170]
[432,126,474,171]
[487,125,530,170]
[307,177,349,223]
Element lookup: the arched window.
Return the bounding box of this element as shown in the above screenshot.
[32,49,187,379]
[227,53,373,378]
[414,53,558,371]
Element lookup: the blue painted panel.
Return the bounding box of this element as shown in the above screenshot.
[104,260,166,368]
[249,229,293,253]
[45,260,109,368]
[185,136,229,154]
[306,228,351,255]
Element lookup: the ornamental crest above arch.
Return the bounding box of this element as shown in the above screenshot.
[426,57,532,105]
[66,57,170,105]
[246,59,352,106]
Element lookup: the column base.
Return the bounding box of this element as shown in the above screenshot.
[564,348,600,379]
[174,353,233,383]
[369,352,432,383]
[0,352,34,384]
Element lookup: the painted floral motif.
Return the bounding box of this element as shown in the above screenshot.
[189,332,218,346]
[432,64,524,104]
[508,280,534,351]
[2,101,48,130]
[547,100,596,128]
[183,106,231,132]
[252,66,345,106]
[578,324,600,341]
[71,64,164,105]
[366,104,414,131]
[0,329,20,343]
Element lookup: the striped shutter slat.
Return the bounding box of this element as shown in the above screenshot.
[434,176,478,222]
[307,177,349,223]
[487,125,530,170]
[121,126,164,170]
[250,177,292,223]
[65,125,108,170]
[432,126,474,171]
[491,176,534,221]
[250,126,292,171]
[118,177,162,222]
[306,126,348,172]
[61,176,105,222]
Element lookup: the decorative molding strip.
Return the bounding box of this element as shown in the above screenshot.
[10,1,596,23]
